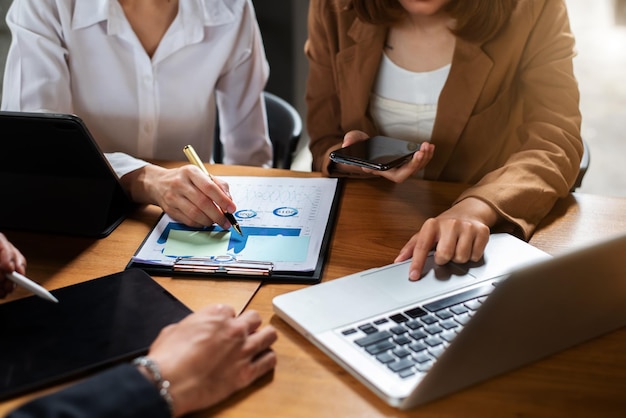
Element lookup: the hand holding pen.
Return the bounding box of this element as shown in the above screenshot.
[183,145,243,235]
[0,232,58,302]
[5,271,59,303]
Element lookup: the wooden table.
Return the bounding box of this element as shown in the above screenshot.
[2,164,626,417]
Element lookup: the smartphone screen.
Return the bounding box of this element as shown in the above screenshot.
[329,136,422,171]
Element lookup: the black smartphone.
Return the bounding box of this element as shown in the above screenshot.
[329,135,422,171]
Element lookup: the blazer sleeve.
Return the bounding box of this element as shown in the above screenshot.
[305,0,351,174]
[453,0,583,238]
[7,364,171,418]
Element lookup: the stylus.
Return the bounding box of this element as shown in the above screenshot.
[182,144,243,236]
[5,271,59,303]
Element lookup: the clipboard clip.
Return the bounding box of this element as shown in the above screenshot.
[173,255,274,276]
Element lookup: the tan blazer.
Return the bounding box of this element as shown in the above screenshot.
[305,0,583,238]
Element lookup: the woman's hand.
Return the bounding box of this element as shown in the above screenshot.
[144,304,278,417]
[394,198,500,280]
[336,130,435,183]
[120,164,236,229]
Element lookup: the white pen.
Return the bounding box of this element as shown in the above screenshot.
[5,271,59,303]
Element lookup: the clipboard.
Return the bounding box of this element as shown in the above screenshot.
[126,176,342,283]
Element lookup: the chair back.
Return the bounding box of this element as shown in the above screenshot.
[213,92,302,169]
[572,139,590,191]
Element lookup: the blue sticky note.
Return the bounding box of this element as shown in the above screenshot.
[242,235,310,262]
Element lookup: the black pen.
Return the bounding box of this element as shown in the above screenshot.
[183,145,243,236]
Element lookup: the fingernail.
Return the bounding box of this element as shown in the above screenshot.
[409,270,420,281]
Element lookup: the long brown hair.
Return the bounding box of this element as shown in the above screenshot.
[338,0,519,42]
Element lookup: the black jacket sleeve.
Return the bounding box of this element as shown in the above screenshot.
[7,364,171,418]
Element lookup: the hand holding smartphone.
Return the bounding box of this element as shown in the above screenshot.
[329,136,423,171]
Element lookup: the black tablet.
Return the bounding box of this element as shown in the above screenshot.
[0,269,192,401]
[0,111,134,238]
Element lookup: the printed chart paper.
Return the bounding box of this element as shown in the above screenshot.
[132,176,339,272]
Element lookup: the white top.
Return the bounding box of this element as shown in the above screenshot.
[370,53,450,143]
[1,0,272,176]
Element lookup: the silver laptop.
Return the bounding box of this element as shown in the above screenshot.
[273,232,626,409]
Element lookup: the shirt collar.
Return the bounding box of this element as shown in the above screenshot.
[72,0,110,30]
[71,0,239,34]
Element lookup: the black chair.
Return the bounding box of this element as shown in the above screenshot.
[572,139,591,191]
[213,91,303,169]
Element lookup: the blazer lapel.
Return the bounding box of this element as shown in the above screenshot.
[336,20,386,132]
[426,38,493,179]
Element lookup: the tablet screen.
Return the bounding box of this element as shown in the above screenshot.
[0,111,133,237]
[0,269,192,401]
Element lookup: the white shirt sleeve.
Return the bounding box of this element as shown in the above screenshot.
[215,1,272,167]
[105,152,149,178]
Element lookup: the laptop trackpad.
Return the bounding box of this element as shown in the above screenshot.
[359,257,479,305]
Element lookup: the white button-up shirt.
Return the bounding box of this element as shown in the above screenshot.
[2,0,272,176]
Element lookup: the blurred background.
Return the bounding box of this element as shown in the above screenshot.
[1,0,624,196]
[566,0,626,196]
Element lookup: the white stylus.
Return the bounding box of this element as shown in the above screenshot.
[5,271,59,303]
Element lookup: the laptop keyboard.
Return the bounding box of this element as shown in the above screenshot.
[339,283,496,379]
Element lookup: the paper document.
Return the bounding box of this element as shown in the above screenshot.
[132,176,339,272]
